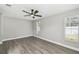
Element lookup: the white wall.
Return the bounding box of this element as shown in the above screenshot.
[36,8,79,49]
[0,13,1,40]
[1,16,33,40]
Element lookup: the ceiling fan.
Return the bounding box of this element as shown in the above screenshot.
[22,9,42,19]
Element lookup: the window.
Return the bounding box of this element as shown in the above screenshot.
[65,16,79,42]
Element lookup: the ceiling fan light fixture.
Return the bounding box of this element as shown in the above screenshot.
[31,15,35,19]
[31,15,34,17]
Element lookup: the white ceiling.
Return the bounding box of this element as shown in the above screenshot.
[0,4,79,20]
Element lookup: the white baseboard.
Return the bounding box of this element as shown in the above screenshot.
[34,36,79,52]
[1,35,33,42]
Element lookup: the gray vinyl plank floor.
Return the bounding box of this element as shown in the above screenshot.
[0,36,79,54]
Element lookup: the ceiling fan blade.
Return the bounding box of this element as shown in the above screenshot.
[34,10,39,14]
[35,15,42,17]
[6,4,12,7]
[22,10,31,14]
